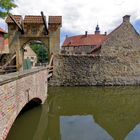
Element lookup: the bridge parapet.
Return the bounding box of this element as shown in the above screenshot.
[0,67,50,140]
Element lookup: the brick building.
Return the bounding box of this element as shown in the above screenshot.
[51,15,140,86]
[0,27,9,54]
[61,25,107,54]
[61,15,140,55]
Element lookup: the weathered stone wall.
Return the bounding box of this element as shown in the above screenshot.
[61,45,95,55]
[50,54,140,86]
[49,27,61,55]
[101,21,140,57]
[50,17,140,86]
[0,67,48,140]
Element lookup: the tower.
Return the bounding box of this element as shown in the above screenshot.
[95,24,100,35]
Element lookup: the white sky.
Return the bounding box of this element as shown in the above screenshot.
[1,0,140,35]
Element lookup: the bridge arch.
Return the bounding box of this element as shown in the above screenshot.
[6,97,43,140]
[0,67,51,140]
[17,97,42,116]
[20,38,49,49]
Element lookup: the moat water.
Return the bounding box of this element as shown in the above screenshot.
[6,87,140,140]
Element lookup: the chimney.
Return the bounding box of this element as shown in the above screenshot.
[123,15,130,22]
[85,31,88,36]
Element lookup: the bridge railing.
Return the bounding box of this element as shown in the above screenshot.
[0,67,50,86]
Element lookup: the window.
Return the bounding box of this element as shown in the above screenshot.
[31,57,34,60]
[31,26,37,34]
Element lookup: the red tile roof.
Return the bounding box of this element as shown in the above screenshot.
[49,16,62,24]
[62,34,107,47]
[0,27,7,33]
[24,16,46,23]
[6,15,22,23]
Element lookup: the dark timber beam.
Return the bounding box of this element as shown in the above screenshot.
[9,13,24,34]
[41,11,49,35]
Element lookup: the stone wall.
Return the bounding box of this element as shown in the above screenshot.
[61,45,95,55]
[50,54,140,86]
[101,20,140,57]
[0,67,48,140]
[50,16,140,86]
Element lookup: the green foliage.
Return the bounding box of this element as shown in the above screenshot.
[30,43,48,63]
[0,0,17,18]
[4,34,8,39]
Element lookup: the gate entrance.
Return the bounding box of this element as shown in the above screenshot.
[5,13,62,70]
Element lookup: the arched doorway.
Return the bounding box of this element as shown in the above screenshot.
[22,40,49,69]
[6,14,62,71]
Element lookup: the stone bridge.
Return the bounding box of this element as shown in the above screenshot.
[0,65,53,140]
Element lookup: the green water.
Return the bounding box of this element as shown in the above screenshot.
[6,87,140,140]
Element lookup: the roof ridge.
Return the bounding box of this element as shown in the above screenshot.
[65,34,107,38]
[24,15,44,17]
[49,15,62,17]
[107,23,122,37]
[62,34,107,47]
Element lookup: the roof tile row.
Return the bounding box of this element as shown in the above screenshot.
[6,15,62,24]
[62,34,107,47]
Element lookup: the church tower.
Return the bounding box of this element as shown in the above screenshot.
[95,24,100,34]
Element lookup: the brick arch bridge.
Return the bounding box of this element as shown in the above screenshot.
[0,59,53,140]
[5,13,62,70]
[0,12,59,140]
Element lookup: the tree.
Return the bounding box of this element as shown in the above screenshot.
[0,0,17,18]
[30,43,48,63]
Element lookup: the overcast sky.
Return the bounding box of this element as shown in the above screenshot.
[0,0,140,43]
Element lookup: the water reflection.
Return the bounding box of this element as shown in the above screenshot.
[60,115,113,140]
[125,123,140,140]
[6,87,140,140]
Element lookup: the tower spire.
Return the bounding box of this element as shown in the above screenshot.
[95,24,100,34]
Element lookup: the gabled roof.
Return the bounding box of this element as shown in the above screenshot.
[62,34,107,47]
[49,16,62,24]
[6,15,22,23]
[0,27,7,33]
[24,15,45,24]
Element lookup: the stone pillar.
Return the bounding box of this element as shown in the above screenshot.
[8,31,24,71]
[16,42,24,71]
[48,16,62,56]
[6,15,24,71]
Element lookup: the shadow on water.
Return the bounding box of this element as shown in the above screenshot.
[19,98,42,116]
[6,86,140,140]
